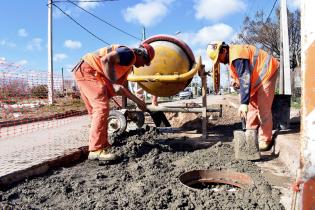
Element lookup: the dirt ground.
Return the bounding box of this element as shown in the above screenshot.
[0,106,284,209]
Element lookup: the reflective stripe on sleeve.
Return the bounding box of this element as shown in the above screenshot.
[253,54,272,88]
[250,46,259,73]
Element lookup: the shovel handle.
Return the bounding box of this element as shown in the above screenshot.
[241,117,246,131]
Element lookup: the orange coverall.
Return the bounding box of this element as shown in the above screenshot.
[229,45,279,143]
[73,45,135,151]
[74,62,110,151]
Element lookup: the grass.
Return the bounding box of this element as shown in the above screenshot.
[1,97,86,121]
[34,98,86,115]
[291,100,301,109]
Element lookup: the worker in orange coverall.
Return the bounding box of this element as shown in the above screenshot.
[73,43,155,161]
[133,83,158,106]
[207,41,279,151]
[151,95,158,106]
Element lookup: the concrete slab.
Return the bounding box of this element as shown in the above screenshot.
[256,150,295,210]
[274,129,301,177]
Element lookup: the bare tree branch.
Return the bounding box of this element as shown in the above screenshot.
[237,8,300,68]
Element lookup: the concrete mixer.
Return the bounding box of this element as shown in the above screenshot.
[108,35,214,141]
[127,34,202,97]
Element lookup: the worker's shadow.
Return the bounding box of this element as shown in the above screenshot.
[205,122,242,143]
[257,130,280,162]
[158,137,213,153]
[259,124,300,162]
[259,149,280,162]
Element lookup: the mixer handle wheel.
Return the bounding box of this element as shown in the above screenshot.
[108,110,127,136]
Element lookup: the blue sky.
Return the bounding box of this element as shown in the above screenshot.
[0,0,300,83]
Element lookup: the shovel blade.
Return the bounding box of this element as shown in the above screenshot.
[148,111,171,127]
[233,129,260,161]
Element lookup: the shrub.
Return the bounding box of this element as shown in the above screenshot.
[0,79,29,104]
[0,79,29,98]
[31,85,48,99]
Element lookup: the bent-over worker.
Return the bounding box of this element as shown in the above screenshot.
[73,43,155,161]
[207,41,279,151]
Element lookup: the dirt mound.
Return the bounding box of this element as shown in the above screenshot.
[166,112,201,129]
[1,128,283,209]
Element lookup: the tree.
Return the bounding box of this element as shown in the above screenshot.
[286,10,301,68]
[237,8,301,69]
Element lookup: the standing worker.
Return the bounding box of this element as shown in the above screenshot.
[151,95,158,106]
[73,43,155,161]
[132,83,158,106]
[206,41,279,151]
[133,82,145,101]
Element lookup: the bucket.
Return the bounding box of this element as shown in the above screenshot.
[272,94,291,130]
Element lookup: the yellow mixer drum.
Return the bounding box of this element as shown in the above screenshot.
[130,34,196,97]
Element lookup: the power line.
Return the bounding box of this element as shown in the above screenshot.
[65,0,142,41]
[54,0,117,2]
[47,0,117,5]
[266,0,279,22]
[52,3,110,45]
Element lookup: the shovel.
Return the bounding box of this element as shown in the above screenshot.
[233,117,261,161]
[147,110,171,127]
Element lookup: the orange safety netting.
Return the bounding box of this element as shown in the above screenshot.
[0,65,87,138]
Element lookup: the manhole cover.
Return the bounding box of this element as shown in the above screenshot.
[179,169,254,192]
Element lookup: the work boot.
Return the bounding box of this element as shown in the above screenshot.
[88,148,118,161]
[258,141,273,151]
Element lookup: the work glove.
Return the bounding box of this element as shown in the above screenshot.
[230,79,240,90]
[238,104,248,118]
[112,84,124,94]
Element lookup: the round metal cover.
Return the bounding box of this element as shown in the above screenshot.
[179,169,254,191]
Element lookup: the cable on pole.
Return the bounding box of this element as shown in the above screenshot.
[65,0,142,41]
[51,3,110,45]
[266,0,279,22]
[54,0,117,2]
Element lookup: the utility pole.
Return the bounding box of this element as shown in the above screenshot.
[279,0,291,95]
[141,26,147,100]
[142,26,146,40]
[227,67,230,93]
[48,0,54,104]
[300,1,315,209]
[61,67,65,95]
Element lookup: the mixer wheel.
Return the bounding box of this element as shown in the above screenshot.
[108,110,127,136]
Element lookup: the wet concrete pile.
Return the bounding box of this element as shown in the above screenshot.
[0,128,284,209]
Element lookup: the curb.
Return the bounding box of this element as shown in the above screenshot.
[0,110,88,128]
[0,146,88,189]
